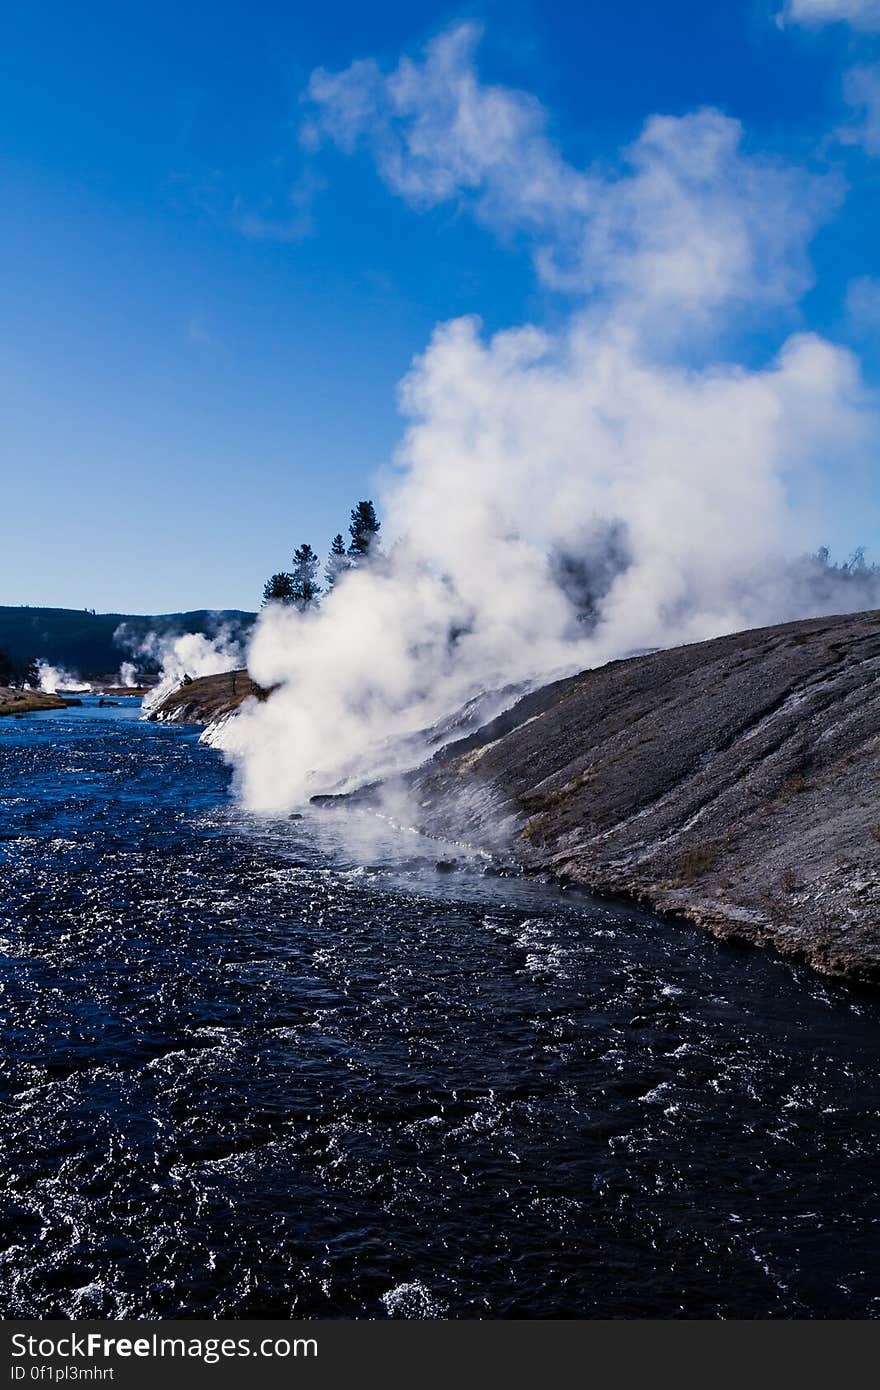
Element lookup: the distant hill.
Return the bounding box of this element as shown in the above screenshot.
[0,607,256,678]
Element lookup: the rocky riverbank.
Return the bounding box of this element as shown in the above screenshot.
[151,609,880,983]
[0,687,73,716]
[146,669,265,724]
[410,609,880,984]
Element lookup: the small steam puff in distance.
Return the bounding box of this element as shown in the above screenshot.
[115,626,246,713]
[37,661,92,695]
[213,27,880,814]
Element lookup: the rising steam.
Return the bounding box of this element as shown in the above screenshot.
[118,661,140,689]
[120,628,246,713]
[36,661,92,695]
[213,26,879,813]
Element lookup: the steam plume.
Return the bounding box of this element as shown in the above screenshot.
[121,628,246,713]
[213,26,879,814]
[36,661,92,695]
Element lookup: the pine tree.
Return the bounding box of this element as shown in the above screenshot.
[0,649,40,688]
[291,543,321,609]
[347,500,381,559]
[324,533,349,590]
[262,572,295,606]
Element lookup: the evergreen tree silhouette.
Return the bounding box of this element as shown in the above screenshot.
[291,543,321,608]
[262,572,295,606]
[325,533,349,589]
[347,500,381,559]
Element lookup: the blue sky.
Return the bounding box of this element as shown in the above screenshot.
[2,0,879,613]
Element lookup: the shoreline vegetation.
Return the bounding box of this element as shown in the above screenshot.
[148,669,266,724]
[151,607,880,985]
[0,687,76,715]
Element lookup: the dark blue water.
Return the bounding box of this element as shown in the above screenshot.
[1,698,878,1319]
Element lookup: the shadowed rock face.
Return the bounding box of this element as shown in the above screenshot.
[410,609,880,983]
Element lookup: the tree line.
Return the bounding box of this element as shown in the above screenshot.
[262,500,381,609]
[812,545,879,577]
[0,649,38,688]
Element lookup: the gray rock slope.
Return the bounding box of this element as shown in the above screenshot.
[410,610,880,983]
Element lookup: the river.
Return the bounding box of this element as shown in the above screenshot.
[1,697,878,1318]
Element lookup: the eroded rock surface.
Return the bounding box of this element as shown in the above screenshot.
[411,610,880,983]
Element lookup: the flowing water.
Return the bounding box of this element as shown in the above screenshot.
[0,698,878,1319]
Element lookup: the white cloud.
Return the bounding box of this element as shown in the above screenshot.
[546,109,835,323]
[303,24,838,331]
[303,24,590,230]
[781,0,880,28]
[234,169,326,244]
[840,63,880,154]
[846,273,880,323]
